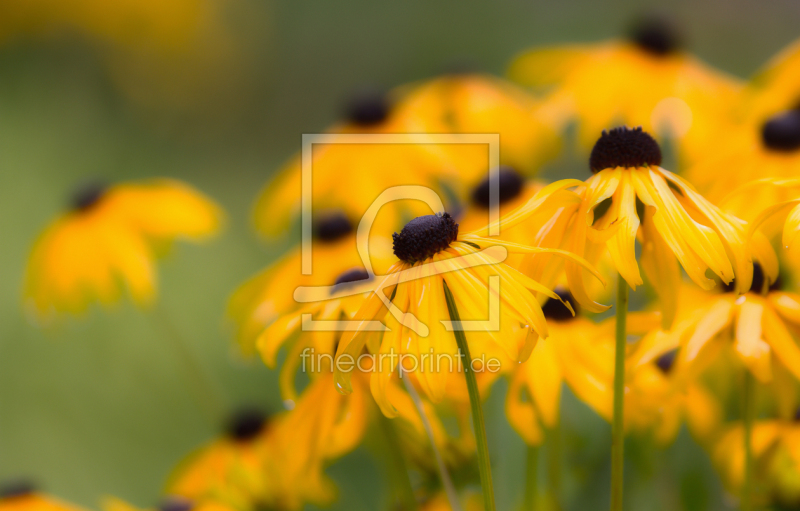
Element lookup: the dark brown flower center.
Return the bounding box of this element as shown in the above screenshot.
[313,212,353,242]
[393,213,459,264]
[721,262,778,294]
[541,288,579,322]
[0,480,35,499]
[589,126,662,173]
[761,110,800,152]
[630,15,680,56]
[225,408,268,442]
[345,89,390,126]
[655,349,678,374]
[332,268,372,294]
[71,181,106,211]
[470,167,525,208]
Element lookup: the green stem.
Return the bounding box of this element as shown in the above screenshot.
[525,445,539,510]
[610,274,628,511]
[443,280,496,511]
[377,412,418,511]
[742,370,755,511]
[548,423,562,510]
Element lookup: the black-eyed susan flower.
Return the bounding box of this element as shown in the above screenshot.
[685,108,800,207]
[508,15,741,165]
[740,37,800,126]
[167,408,277,510]
[24,179,222,322]
[0,482,87,511]
[505,289,615,446]
[227,210,395,355]
[253,75,558,239]
[491,127,753,323]
[334,212,602,413]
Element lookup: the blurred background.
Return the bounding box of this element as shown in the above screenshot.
[1,0,799,509]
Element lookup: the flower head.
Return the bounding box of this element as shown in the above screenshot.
[333,212,602,416]
[508,16,741,165]
[0,482,88,511]
[24,179,222,322]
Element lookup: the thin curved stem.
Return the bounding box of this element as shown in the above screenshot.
[742,370,755,511]
[377,412,419,511]
[525,445,539,510]
[443,280,496,511]
[610,275,628,511]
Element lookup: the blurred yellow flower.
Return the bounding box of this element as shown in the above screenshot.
[333,212,602,416]
[740,37,800,125]
[490,127,753,327]
[253,74,557,239]
[167,409,277,510]
[509,16,741,166]
[227,210,395,356]
[24,179,222,322]
[0,484,87,511]
[104,496,234,511]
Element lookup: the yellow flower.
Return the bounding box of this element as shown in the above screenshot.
[684,109,800,208]
[24,179,222,322]
[253,74,557,239]
[505,289,615,445]
[419,491,484,511]
[256,273,474,493]
[508,15,741,165]
[0,484,87,511]
[740,37,800,126]
[631,265,800,387]
[490,127,754,327]
[227,210,394,356]
[333,212,602,416]
[167,409,277,510]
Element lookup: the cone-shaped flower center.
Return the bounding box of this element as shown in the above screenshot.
[761,110,800,152]
[470,167,525,208]
[345,89,390,126]
[655,349,678,374]
[159,496,193,511]
[541,288,579,321]
[71,181,106,211]
[589,126,662,173]
[393,213,458,264]
[332,268,372,294]
[0,480,35,499]
[225,408,267,442]
[313,212,353,242]
[630,15,680,56]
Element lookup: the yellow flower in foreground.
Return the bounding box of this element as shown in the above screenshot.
[254,73,556,239]
[508,16,741,165]
[333,212,602,416]
[0,484,87,511]
[167,409,277,509]
[490,127,754,326]
[24,179,222,322]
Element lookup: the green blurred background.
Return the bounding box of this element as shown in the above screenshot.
[1,1,798,509]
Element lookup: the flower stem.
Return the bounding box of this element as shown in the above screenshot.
[548,423,562,510]
[525,445,539,510]
[610,274,628,511]
[742,370,755,511]
[443,280,496,511]
[377,412,418,511]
